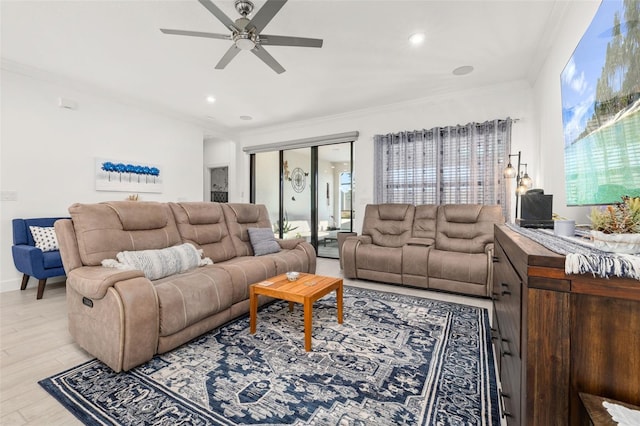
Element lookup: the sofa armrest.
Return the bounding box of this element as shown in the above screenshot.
[54,219,83,273]
[67,266,146,300]
[350,235,372,245]
[342,236,370,278]
[406,237,434,246]
[11,245,45,276]
[485,243,494,254]
[276,238,306,250]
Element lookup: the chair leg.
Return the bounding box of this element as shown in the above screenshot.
[20,274,30,290]
[36,279,47,300]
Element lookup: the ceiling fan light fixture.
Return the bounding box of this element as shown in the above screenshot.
[234,33,256,50]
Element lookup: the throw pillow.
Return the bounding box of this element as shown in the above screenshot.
[102,243,213,281]
[248,227,281,256]
[29,226,59,252]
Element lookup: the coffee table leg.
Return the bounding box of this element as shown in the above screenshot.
[337,282,343,324]
[304,299,312,351]
[250,287,257,334]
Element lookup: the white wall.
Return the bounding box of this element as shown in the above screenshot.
[533,0,600,224]
[235,80,536,231]
[0,69,205,292]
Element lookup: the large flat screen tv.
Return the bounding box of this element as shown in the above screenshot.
[561,0,640,205]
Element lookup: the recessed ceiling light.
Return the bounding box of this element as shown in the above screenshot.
[452,65,474,76]
[408,32,426,46]
[206,95,216,103]
[239,115,253,121]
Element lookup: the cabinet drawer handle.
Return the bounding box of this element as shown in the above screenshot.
[499,391,513,418]
[501,339,512,356]
[500,284,511,296]
[492,256,499,263]
[490,328,499,341]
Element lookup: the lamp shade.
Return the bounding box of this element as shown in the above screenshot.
[504,163,517,178]
[516,181,528,195]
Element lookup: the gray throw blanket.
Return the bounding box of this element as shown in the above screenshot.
[506,223,640,281]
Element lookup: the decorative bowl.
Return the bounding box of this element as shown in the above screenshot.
[286,271,300,281]
[591,230,640,254]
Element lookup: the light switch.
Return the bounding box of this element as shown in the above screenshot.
[1,191,18,201]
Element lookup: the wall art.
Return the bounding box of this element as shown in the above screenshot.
[95,158,163,193]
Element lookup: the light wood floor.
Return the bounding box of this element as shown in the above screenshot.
[0,258,493,425]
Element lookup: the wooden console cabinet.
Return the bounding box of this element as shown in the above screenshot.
[492,225,640,425]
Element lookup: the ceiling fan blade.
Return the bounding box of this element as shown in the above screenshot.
[216,44,240,70]
[245,0,287,33]
[260,34,323,48]
[160,29,230,40]
[198,0,239,32]
[215,45,241,69]
[251,45,285,74]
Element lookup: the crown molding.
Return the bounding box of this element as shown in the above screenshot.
[1,58,234,140]
[237,79,531,139]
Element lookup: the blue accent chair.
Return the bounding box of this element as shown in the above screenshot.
[12,217,68,299]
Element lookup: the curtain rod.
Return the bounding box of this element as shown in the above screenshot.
[243,131,359,154]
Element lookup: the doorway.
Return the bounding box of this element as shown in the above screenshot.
[210,166,228,202]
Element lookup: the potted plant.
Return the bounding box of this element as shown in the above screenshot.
[590,196,640,253]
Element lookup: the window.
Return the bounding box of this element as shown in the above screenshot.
[374,119,512,218]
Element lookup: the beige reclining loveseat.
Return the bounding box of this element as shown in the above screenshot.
[342,203,504,297]
[55,201,316,372]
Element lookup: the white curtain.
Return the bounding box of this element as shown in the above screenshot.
[374,118,512,220]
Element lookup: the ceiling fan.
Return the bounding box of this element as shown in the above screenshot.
[160,0,323,74]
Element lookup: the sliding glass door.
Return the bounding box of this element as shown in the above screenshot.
[282,148,312,242]
[253,151,280,229]
[251,142,353,259]
[316,144,353,258]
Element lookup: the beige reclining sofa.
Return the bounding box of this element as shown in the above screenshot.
[55,201,316,372]
[342,203,504,297]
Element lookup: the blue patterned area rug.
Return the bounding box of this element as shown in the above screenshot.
[39,286,499,425]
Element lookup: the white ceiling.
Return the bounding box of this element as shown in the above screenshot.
[1,0,566,136]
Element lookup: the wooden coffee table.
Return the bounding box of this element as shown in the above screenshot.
[249,273,343,351]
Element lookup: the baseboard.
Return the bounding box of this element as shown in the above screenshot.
[0,276,66,293]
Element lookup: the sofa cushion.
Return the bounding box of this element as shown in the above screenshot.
[362,204,415,248]
[169,202,237,263]
[413,205,438,239]
[154,266,234,337]
[43,251,64,269]
[213,257,279,304]
[104,243,212,281]
[442,204,483,223]
[69,201,182,266]
[248,227,280,256]
[428,249,488,285]
[107,201,168,230]
[29,226,59,252]
[356,244,403,274]
[378,204,412,221]
[435,204,504,253]
[222,203,274,256]
[176,201,223,225]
